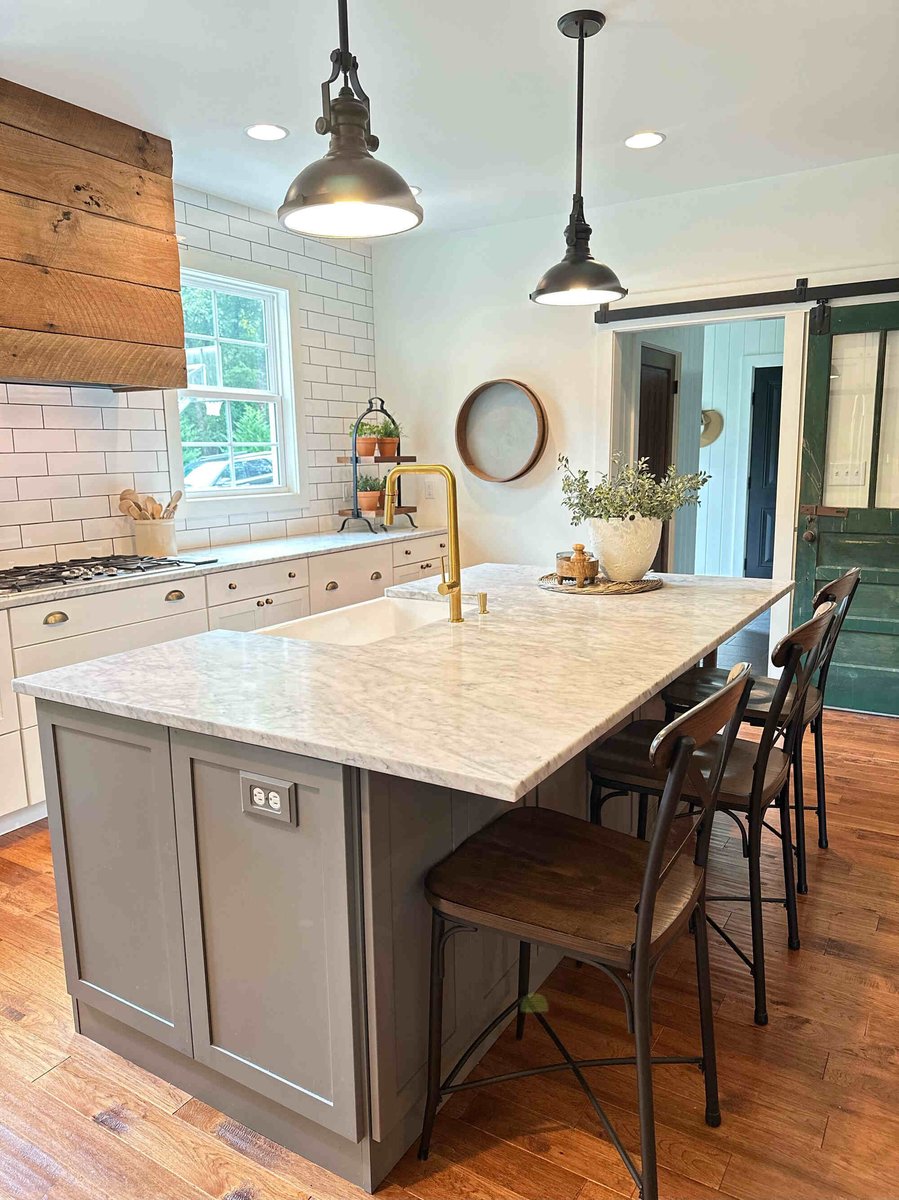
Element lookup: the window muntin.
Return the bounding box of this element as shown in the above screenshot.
[178,274,292,498]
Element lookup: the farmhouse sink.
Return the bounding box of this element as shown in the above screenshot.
[257,595,449,647]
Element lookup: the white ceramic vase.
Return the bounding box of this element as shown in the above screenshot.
[588,516,663,582]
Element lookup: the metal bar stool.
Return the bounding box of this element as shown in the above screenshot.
[661,568,860,893]
[589,603,835,1026]
[418,664,753,1200]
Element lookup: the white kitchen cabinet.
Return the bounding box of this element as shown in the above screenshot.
[209,586,310,633]
[308,545,394,614]
[0,611,19,737]
[22,725,45,807]
[392,532,448,569]
[0,730,28,818]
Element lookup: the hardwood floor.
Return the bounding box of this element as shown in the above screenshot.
[0,709,895,1199]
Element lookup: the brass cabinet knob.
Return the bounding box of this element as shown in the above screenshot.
[439,542,446,549]
[288,570,296,579]
[256,599,266,607]
[371,571,382,580]
[265,597,273,604]
[43,611,69,626]
[165,589,185,602]
[325,581,339,591]
[421,562,432,570]
[228,582,238,590]
[404,549,412,556]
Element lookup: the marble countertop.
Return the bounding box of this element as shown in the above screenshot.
[14,565,792,802]
[0,525,444,611]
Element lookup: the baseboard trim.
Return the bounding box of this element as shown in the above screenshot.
[0,803,46,836]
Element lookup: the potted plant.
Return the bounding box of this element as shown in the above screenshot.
[558,455,710,582]
[350,420,380,457]
[376,415,403,458]
[356,473,383,511]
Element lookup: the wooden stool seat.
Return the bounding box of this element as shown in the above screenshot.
[426,806,702,970]
[664,668,823,725]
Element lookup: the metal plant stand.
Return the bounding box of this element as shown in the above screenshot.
[337,397,418,532]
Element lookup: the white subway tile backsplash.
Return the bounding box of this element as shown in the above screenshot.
[0,406,44,429]
[184,204,230,233]
[206,195,250,220]
[43,407,104,429]
[126,391,164,409]
[0,547,57,568]
[173,183,209,207]
[104,451,158,473]
[7,384,71,406]
[0,453,47,477]
[46,452,106,475]
[101,407,157,430]
[75,429,134,452]
[0,500,52,525]
[21,520,84,548]
[55,539,113,561]
[77,473,134,497]
[130,430,167,451]
[251,243,289,270]
[50,497,110,521]
[71,388,124,408]
[12,429,75,453]
[82,516,131,541]
[303,239,337,264]
[209,232,252,260]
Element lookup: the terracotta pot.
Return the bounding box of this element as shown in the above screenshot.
[588,516,662,582]
[355,436,378,457]
[357,489,381,511]
[377,436,399,458]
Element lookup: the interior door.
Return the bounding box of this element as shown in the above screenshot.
[795,301,899,715]
[745,366,782,578]
[638,345,677,570]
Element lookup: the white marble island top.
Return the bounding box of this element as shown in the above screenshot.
[14,565,792,803]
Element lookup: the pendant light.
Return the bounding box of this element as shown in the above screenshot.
[530,10,626,306]
[279,0,422,239]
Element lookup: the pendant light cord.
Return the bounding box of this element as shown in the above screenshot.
[338,0,351,86]
[574,18,585,198]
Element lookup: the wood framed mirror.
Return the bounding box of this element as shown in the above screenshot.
[455,379,548,482]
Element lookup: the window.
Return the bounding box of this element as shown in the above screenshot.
[176,270,297,499]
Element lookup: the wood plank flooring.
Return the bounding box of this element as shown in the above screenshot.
[0,709,895,1199]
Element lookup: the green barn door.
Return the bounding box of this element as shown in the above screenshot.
[795,301,899,715]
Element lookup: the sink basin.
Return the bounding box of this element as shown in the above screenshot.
[257,596,448,646]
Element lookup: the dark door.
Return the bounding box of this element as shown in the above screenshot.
[795,301,899,715]
[638,345,677,571]
[744,366,782,578]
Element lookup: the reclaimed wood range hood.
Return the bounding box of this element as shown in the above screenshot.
[0,77,186,391]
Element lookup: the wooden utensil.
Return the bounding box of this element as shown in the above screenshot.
[162,490,182,519]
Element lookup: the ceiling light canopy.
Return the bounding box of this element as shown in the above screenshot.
[531,10,627,308]
[279,0,422,240]
[624,130,665,149]
[245,123,290,141]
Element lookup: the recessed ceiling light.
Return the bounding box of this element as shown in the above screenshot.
[245,124,290,141]
[624,130,665,150]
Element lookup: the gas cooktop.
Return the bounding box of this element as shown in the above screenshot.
[0,554,217,596]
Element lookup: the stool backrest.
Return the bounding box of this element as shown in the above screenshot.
[761,601,836,775]
[812,567,861,698]
[632,663,753,964]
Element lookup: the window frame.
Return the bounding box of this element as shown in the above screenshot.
[166,252,310,518]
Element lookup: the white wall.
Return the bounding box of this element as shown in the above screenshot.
[695,318,785,576]
[374,153,899,568]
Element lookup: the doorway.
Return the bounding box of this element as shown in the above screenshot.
[637,345,676,571]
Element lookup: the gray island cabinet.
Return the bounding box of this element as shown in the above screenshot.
[37,697,585,1189]
[20,565,792,1191]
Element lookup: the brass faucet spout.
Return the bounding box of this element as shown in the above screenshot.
[383,464,463,623]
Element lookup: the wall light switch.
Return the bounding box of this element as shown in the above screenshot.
[240,772,297,824]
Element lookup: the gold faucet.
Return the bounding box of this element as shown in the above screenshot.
[383,464,464,623]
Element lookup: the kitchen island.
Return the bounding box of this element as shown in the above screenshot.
[14,564,791,1191]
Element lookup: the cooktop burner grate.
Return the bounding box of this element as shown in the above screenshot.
[0,554,216,595]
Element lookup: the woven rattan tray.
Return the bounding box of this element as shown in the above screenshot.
[538,573,663,596]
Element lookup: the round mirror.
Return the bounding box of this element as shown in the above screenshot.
[455,379,547,482]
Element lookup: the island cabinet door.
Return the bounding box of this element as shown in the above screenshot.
[170,732,365,1142]
[37,703,192,1054]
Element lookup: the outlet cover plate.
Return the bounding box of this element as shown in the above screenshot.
[240,772,297,824]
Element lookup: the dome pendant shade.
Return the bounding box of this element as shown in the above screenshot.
[531,10,626,307]
[279,93,422,239]
[279,0,422,241]
[530,195,626,305]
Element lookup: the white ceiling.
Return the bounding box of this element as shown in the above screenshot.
[5,0,899,234]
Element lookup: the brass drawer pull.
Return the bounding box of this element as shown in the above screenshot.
[325,581,339,591]
[165,589,185,602]
[265,597,273,604]
[256,599,266,607]
[43,611,69,626]
[228,582,238,590]
[404,548,412,556]
[439,542,446,549]
[420,562,432,570]
[371,571,382,581]
[288,570,296,579]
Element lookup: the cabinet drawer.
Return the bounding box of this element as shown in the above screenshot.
[209,586,310,633]
[393,559,442,585]
[392,533,448,568]
[16,608,209,729]
[10,576,206,647]
[308,545,393,614]
[206,558,310,607]
[0,611,18,736]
